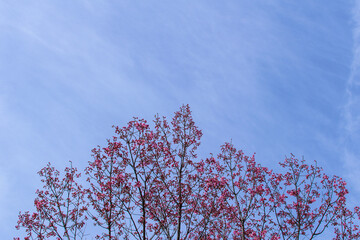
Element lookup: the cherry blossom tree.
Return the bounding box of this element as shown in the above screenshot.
[15,105,360,240]
[15,163,87,240]
[85,141,130,239]
[267,155,351,240]
[202,143,276,239]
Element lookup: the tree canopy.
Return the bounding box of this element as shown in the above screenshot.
[15,105,360,240]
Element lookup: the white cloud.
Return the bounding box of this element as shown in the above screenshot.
[342,0,360,193]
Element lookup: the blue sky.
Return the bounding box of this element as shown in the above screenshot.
[1,1,359,238]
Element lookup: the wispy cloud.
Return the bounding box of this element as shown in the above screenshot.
[342,0,360,194]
